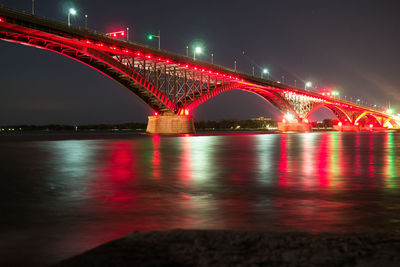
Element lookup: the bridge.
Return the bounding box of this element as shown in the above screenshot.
[0,6,399,134]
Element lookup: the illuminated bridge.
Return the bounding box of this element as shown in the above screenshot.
[0,6,399,133]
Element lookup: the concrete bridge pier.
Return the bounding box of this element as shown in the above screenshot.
[278,122,312,132]
[146,114,196,134]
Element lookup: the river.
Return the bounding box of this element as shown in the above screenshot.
[1,131,400,266]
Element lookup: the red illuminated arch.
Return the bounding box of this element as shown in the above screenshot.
[186,83,301,120]
[305,103,353,123]
[0,33,175,113]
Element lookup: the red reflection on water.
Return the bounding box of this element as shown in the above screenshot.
[152,135,161,179]
[368,134,375,179]
[107,141,135,182]
[316,134,330,187]
[354,134,361,176]
[180,137,193,184]
[278,134,288,186]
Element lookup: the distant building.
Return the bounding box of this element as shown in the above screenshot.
[250,116,272,121]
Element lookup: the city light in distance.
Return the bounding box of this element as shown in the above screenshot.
[305,81,312,87]
[387,108,394,114]
[263,69,269,74]
[195,47,202,54]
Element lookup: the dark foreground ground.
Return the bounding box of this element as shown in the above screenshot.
[54,230,400,266]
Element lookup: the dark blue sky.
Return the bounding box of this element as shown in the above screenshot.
[1,0,399,124]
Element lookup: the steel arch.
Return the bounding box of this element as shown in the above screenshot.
[0,32,175,113]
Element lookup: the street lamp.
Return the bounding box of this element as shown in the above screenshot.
[84,14,88,29]
[211,53,214,64]
[305,81,312,91]
[193,46,202,60]
[32,0,35,15]
[147,30,161,50]
[261,68,269,79]
[67,8,77,26]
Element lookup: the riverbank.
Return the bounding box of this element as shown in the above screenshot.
[54,229,400,266]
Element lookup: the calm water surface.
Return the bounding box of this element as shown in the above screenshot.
[1,131,400,266]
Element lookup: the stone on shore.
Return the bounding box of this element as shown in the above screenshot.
[54,229,400,266]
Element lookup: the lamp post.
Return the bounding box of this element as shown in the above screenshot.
[84,14,88,29]
[211,53,214,64]
[147,30,161,50]
[186,46,189,57]
[305,81,312,91]
[234,60,237,71]
[67,8,77,26]
[261,68,269,79]
[252,66,255,76]
[193,46,202,60]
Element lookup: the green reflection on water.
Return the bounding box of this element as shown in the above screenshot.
[385,132,398,188]
[329,132,341,188]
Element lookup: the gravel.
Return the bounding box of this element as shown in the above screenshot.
[53,229,400,266]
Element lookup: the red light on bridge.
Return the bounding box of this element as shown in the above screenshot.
[355,122,359,126]
[0,18,4,22]
[338,122,343,126]
[369,124,373,128]
[282,119,286,123]
[304,118,309,123]
[106,30,126,39]
[185,109,189,116]
[166,60,170,63]
[154,112,158,116]
[136,52,141,56]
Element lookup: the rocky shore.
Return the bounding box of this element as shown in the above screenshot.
[53,229,400,266]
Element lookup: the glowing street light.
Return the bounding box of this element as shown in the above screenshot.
[193,46,202,60]
[147,30,161,50]
[305,81,312,91]
[387,108,394,114]
[67,8,77,26]
[261,68,269,79]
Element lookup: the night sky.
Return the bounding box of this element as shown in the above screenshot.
[0,0,399,124]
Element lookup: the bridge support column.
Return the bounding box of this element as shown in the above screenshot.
[146,115,196,134]
[278,122,311,132]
